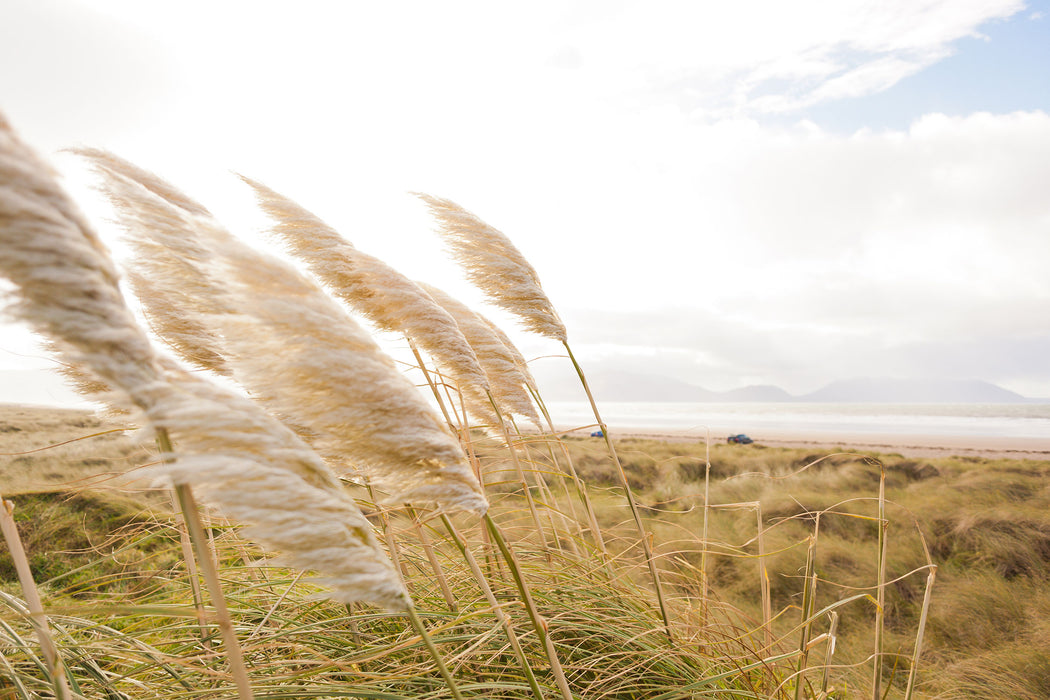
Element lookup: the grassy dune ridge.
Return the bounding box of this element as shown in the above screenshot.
[3,404,1048,698]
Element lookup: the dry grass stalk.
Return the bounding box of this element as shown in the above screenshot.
[794,527,820,700]
[484,513,575,700]
[564,343,674,640]
[527,385,611,562]
[406,507,458,612]
[477,317,590,549]
[237,176,501,430]
[417,192,672,637]
[166,466,254,696]
[415,193,567,342]
[0,497,72,700]
[439,513,547,700]
[904,565,937,700]
[872,462,888,700]
[820,611,839,696]
[167,487,212,648]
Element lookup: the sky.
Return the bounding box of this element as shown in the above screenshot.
[1,0,1049,403]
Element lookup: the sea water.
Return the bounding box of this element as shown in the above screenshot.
[543,402,1050,440]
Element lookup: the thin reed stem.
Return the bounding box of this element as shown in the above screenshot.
[406,506,458,612]
[700,428,711,626]
[484,514,574,700]
[904,566,937,700]
[405,605,466,700]
[820,612,839,696]
[0,497,71,700]
[873,462,888,700]
[507,416,572,563]
[517,435,582,560]
[440,514,548,700]
[169,489,212,648]
[794,525,820,700]
[562,341,672,641]
[756,503,772,651]
[531,389,611,568]
[366,483,409,582]
[160,429,255,700]
[488,393,552,559]
[408,340,458,430]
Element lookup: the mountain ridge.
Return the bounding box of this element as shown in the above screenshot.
[532,367,1038,403]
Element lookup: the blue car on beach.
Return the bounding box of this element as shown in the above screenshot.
[726,434,753,444]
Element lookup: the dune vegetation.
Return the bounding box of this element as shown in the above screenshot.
[2,111,1046,699]
[4,407,1050,698]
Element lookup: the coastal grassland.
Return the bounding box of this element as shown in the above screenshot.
[0,404,146,494]
[3,404,1048,698]
[552,433,1050,699]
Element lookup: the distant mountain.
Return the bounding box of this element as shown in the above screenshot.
[719,384,795,402]
[530,365,1036,404]
[583,371,717,402]
[800,377,1032,403]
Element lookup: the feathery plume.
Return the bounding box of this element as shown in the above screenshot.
[237,176,500,428]
[76,153,231,375]
[0,114,407,608]
[415,193,567,343]
[419,283,541,427]
[69,146,212,217]
[208,236,488,513]
[481,315,539,394]
[75,153,486,513]
[0,118,165,411]
[148,365,409,608]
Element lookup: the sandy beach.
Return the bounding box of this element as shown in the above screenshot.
[561,424,1050,461]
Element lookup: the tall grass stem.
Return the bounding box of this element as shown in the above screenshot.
[904,567,937,700]
[162,429,255,700]
[440,514,548,700]
[562,341,672,641]
[873,462,888,700]
[0,497,71,700]
[405,605,467,700]
[169,489,211,648]
[484,514,574,700]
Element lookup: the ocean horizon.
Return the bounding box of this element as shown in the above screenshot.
[544,401,1050,440]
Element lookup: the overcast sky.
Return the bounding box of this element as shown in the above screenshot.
[2,0,1049,401]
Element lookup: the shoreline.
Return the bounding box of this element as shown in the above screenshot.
[558,424,1050,461]
[5,402,1050,462]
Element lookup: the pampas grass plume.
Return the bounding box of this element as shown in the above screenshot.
[77,154,486,514]
[1,115,408,608]
[419,283,541,427]
[236,176,500,429]
[415,193,567,343]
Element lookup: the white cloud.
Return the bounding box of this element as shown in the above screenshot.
[2,0,1047,400]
